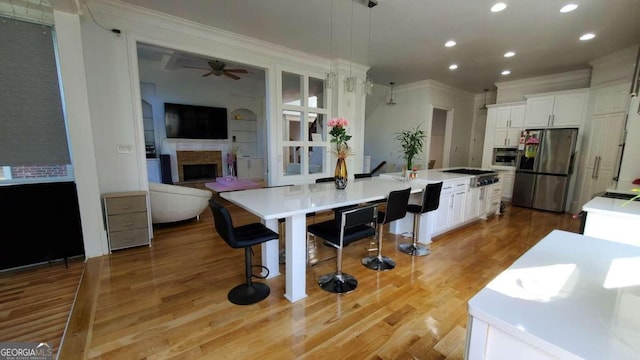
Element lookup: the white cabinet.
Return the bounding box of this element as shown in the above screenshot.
[435,180,468,234]
[497,169,515,201]
[495,105,525,128]
[465,186,489,221]
[493,128,522,148]
[236,157,263,179]
[490,104,525,147]
[524,90,588,128]
[593,83,630,115]
[146,158,161,183]
[486,182,502,215]
[229,108,258,156]
[576,113,625,207]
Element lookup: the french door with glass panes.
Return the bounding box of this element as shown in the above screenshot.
[280,70,330,181]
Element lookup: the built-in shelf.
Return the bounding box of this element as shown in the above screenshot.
[229,108,258,156]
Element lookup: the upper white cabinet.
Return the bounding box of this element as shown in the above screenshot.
[495,105,525,128]
[488,103,526,148]
[524,90,588,128]
[592,83,630,115]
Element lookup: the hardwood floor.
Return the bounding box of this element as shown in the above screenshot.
[1,203,580,359]
[0,258,84,357]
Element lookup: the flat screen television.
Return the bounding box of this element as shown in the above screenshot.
[164,103,228,139]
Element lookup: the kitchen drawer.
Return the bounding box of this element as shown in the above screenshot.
[105,195,146,215]
[108,212,148,232]
[109,228,149,250]
[442,179,469,194]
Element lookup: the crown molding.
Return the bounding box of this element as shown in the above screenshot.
[495,68,592,91]
[94,0,332,72]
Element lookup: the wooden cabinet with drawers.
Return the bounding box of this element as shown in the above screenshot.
[102,191,150,251]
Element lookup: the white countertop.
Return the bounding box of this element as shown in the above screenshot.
[582,196,640,219]
[468,230,640,359]
[220,177,424,220]
[380,169,473,183]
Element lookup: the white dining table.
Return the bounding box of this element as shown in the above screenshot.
[220,177,425,302]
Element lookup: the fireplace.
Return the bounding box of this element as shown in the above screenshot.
[183,164,217,181]
[176,150,222,182]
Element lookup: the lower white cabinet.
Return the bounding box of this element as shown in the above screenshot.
[486,182,502,215]
[498,170,515,201]
[465,186,488,222]
[435,180,468,234]
[236,157,263,179]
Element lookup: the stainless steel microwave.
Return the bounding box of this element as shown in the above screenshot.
[492,148,517,166]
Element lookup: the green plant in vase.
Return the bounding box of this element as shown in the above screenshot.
[396,125,426,176]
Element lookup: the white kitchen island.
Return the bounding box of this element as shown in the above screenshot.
[380,169,501,245]
[582,195,640,247]
[466,230,640,360]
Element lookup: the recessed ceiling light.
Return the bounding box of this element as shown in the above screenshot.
[449,64,458,70]
[491,2,507,12]
[580,33,596,41]
[445,40,457,47]
[560,4,578,13]
[501,70,511,75]
[504,51,516,58]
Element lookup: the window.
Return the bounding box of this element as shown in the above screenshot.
[0,18,73,184]
[280,71,329,178]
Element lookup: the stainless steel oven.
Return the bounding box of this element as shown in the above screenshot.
[492,148,517,166]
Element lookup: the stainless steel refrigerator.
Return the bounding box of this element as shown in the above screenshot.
[512,128,578,212]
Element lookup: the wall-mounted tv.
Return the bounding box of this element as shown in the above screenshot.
[164,103,228,140]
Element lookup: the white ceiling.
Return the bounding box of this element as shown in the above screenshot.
[31,0,640,92]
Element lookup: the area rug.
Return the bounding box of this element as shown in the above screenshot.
[205,178,261,193]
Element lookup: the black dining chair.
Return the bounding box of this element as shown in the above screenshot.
[307,204,378,293]
[398,182,443,256]
[362,187,412,271]
[209,198,278,305]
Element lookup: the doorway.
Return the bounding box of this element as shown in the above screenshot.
[430,108,449,169]
[135,42,268,183]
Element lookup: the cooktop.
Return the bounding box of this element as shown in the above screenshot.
[441,168,496,175]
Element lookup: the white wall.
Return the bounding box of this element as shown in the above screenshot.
[429,108,446,169]
[54,0,356,256]
[364,84,429,171]
[364,80,474,172]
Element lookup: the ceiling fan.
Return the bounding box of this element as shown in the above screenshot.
[184,60,248,80]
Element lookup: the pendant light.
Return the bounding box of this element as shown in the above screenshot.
[479,88,489,111]
[362,7,374,95]
[325,0,337,89]
[345,0,357,93]
[386,82,397,105]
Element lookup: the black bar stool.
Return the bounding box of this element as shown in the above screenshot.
[209,199,278,305]
[307,204,378,293]
[362,187,411,271]
[398,182,442,256]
